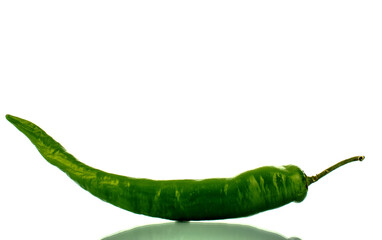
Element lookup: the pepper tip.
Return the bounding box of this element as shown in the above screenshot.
[5,114,16,122]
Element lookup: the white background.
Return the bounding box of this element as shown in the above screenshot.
[1,1,381,239]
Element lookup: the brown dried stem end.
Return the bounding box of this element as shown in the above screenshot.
[307,156,365,186]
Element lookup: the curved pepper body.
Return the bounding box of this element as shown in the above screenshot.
[6,115,308,221]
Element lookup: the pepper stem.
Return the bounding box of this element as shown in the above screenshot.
[307,156,365,186]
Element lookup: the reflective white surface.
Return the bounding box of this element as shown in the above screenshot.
[1,1,381,239]
[102,222,301,240]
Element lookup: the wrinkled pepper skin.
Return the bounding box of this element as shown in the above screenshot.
[6,114,308,221]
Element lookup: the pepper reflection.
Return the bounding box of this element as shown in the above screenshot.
[102,222,301,240]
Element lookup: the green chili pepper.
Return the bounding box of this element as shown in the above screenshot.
[6,114,364,221]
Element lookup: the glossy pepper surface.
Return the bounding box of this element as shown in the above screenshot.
[6,114,364,221]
